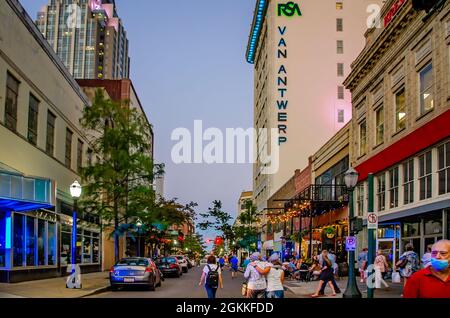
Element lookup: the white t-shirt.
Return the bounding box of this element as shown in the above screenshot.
[203,264,221,277]
[244,261,269,290]
[266,265,283,292]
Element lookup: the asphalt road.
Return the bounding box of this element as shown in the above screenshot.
[90,266,248,298]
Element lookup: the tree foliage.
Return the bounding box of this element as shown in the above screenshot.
[197,200,235,242]
[233,200,261,251]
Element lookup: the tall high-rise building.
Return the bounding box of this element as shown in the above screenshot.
[36,0,130,79]
[246,0,383,212]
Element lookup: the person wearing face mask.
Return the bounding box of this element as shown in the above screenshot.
[403,239,450,298]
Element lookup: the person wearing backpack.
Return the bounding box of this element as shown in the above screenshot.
[199,255,223,298]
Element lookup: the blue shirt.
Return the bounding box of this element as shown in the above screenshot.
[219,258,225,265]
[230,256,238,266]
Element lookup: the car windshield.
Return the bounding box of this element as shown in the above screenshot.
[116,259,148,266]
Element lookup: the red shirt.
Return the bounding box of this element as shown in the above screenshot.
[403,267,450,298]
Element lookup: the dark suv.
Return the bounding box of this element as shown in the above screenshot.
[155,256,183,278]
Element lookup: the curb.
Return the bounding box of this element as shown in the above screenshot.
[79,285,110,298]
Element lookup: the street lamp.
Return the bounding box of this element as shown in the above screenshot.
[136,219,142,257]
[70,181,82,273]
[343,167,362,298]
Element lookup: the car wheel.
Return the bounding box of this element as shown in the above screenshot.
[148,279,156,291]
[183,267,188,273]
[175,272,180,278]
[156,277,162,287]
[110,285,118,291]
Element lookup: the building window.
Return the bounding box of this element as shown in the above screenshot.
[336,18,343,31]
[359,120,367,157]
[356,183,365,216]
[87,148,93,166]
[5,73,20,132]
[26,216,35,266]
[77,139,84,173]
[419,151,432,200]
[46,111,56,157]
[419,63,434,115]
[337,40,344,54]
[0,212,5,267]
[395,88,406,132]
[337,63,344,77]
[338,86,345,99]
[438,142,450,195]
[336,1,343,10]
[403,159,414,205]
[65,129,73,169]
[27,94,39,145]
[377,174,386,212]
[375,106,384,146]
[389,167,399,208]
[337,109,345,123]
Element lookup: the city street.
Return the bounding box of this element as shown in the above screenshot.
[90,267,248,298]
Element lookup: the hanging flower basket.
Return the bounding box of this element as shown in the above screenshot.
[323,226,336,239]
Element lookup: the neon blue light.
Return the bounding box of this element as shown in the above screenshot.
[246,0,267,64]
[5,216,11,249]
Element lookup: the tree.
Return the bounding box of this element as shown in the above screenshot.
[79,89,163,262]
[234,200,261,252]
[197,200,235,244]
[183,233,207,259]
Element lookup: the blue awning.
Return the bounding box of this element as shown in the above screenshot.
[0,170,55,212]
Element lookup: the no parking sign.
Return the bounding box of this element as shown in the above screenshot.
[346,236,357,251]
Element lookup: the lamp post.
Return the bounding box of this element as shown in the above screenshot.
[136,219,142,257]
[343,167,362,298]
[70,181,82,273]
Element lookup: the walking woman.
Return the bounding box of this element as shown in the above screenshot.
[396,243,419,295]
[374,249,390,289]
[199,255,223,299]
[311,250,337,297]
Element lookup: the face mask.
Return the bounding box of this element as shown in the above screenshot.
[430,258,449,271]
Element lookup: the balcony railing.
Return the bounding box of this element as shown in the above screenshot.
[0,170,55,212]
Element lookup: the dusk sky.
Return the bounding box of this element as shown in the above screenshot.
[20,0,255,245]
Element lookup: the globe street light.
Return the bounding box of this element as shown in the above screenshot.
[343,167,362,298]
[69,181,82,273]
[136,219,142,257]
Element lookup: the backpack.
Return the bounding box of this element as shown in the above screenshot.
[206,265,219,288]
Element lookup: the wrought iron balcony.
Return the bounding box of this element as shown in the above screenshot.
[294,184,349,203]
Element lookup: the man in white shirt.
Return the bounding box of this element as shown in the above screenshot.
[244,252,270,298]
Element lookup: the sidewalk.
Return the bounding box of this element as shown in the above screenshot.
[0,271,110,298]
[284,277,404,298]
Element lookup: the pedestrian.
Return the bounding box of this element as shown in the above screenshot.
[357,248,368,283]
[315,250,341,296]
[422,245,433,268]
[198,255,223,299]
[253,253,285,298]
[311,250,339,297]
[403,239,450,298]
[242,256,250,270]
[244,252,269,298]
[230,253,239,279]
[309,260,322,281]
[218,256,225,269]
[396,243,420,294]
[374,249,390,289]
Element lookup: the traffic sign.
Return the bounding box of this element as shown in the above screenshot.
[345,236,357,251]
[367,212,378,229]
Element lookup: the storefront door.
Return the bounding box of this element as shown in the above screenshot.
[377,239,397,270]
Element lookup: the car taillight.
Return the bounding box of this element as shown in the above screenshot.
[109,266,115,273]
[145,267,153,273]
[169,264,178,269]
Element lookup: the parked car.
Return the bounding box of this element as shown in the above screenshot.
[171,255,189,273]
[155,256,183,278]
[109,257,162,291]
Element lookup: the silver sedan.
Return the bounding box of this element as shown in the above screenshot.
[109,257,163,291]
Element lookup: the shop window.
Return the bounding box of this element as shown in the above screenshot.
[60,225,71,266]
[419,151,432,200]
[438,142,450,195]
[93,237,100,263]
[76,229,82,264]
[48,222,56,265]
[26,216,36,266]
[38,219,46,265]
[403,159,414,205]
[402,222,421,237]
[389,167,399,208]
[13,214,24,267]
[83,231,92,264]
[0,212,5,267]
[424,218,442,236]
